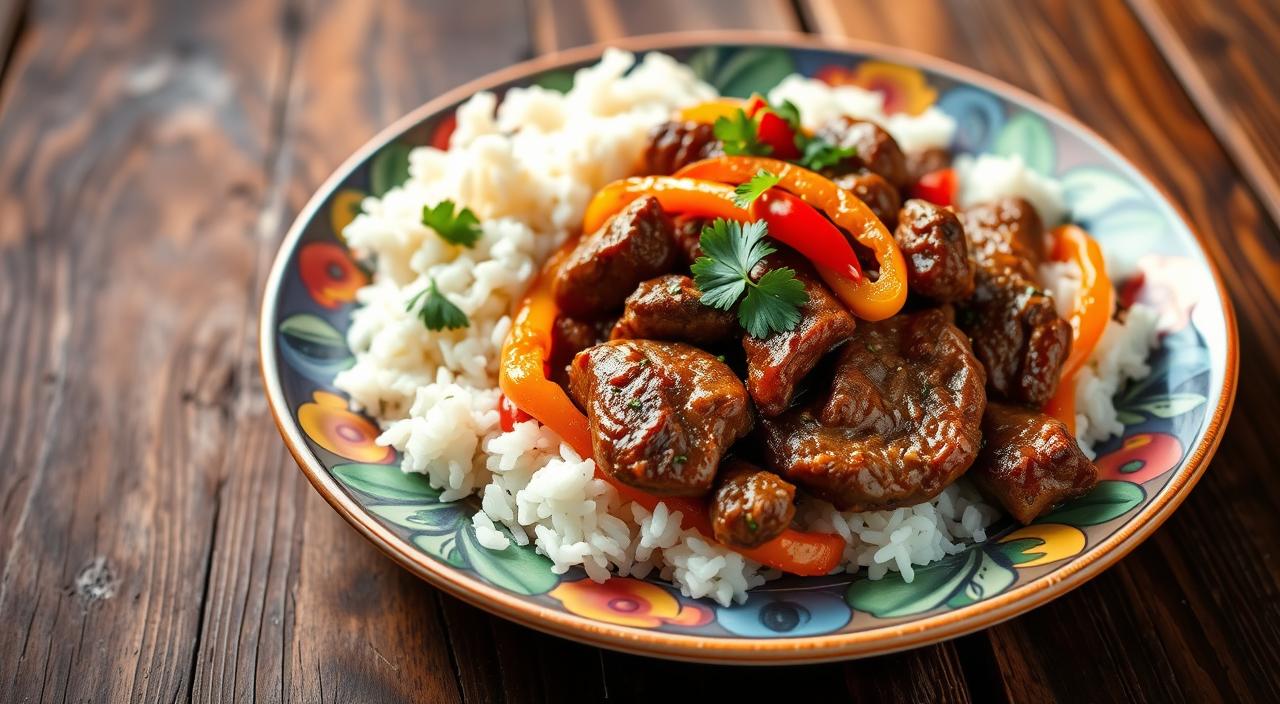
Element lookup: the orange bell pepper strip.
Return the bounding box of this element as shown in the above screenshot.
[677,97,747,124]
[499,253,845,576]
[581,176,748,235]
[676,156,908,321]
[1043,225,1114,433]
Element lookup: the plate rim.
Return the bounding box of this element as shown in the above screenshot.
[259,29,1239,664]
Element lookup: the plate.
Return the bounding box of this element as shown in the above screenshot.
[260,32,1237,664]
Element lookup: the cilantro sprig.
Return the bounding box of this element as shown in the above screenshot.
[406,278,469,331]
[690,219,808,338]
[422,200,481,247]
[798,139,858,172]
[713,109,772,157]
[732,169,781,208]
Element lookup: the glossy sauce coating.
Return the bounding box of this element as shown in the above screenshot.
[760,308,987,511]
[610,274,739,346]
[553,195,678,318]
[710,459,796,549]
[567,340,753,496]
[742,253,856,417]
[970,402,1098,523]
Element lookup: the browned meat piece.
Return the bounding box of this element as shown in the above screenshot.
[760,308,987,511]
[959,198,1072,407]
[568,340,753,497]
[643,120,723,175]
[672,216,706,265]
[813,117,910,187]
[833,170,901,229]
[963,197,1048,278]
[894,199,975,302]
[610,274,738,345]
[743,254,856,417]
[904,147,953,185]
[553,196,679,318]
[970,402,1098,523]
[549,315,612,384]
[710,459,796,549]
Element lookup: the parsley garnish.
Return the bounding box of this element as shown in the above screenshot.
[713,109,771,156]
[745,515,759,532]
[732,169,781,209]
[798,138,858,172]
[421,200,481,247]
[405,278,469,331]
[674,454,688,464]
[627,399,642,410]
[690,219,809,339]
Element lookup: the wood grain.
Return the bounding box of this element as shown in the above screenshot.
[1128,0,1280,230]
[803,0,1280,701]
[0,0,291,700]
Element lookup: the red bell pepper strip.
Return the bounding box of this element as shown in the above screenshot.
[675,156,908,321]
[1043,225,1115,434]
[751,189,862,282]
[499,251,846,576]
[907,167,958,207]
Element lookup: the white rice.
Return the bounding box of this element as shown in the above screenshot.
[954,153,1067,225]
[334,51,1150,606]
[767,75,957,153]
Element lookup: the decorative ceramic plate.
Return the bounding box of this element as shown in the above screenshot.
[261,33,1237,664]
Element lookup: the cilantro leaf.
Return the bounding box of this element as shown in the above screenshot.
[406,278,469,331]
[732,169,781,209]
[739,268,808,338]
[798,138,858,172]
[690,219,808,338]
[422,200,481,247]
[713,109,772,157]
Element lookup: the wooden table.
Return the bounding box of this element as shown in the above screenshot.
[2,0,1277,701]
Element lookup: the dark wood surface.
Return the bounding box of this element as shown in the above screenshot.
[0,0,1275,701]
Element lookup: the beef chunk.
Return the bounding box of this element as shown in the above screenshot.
[553,196,678,318]
[904,147,953,185]
[567,340,753,496]
[970,402,1098,523]
[959,198,1072,407]
[833,170,902,229]
[609,274,738,346]
[710,460,796,549]
[894,199,975,302]
[813,117,910,187]
[760,308,987,511]
[743,254,856,417]
[643,120,722,175]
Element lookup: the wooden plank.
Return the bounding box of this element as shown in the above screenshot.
[802,0,1280,701]
[189,1,540,702]
[1128,0,1280,230]
[0,0,292,701]
[533,0,800,53]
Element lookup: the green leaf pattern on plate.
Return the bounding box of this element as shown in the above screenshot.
[370,142,414,197]
[994,112,1054,175]
[332,462,557,595]
[1038,481,1145,526]
[689,47,796,98]
[846,548,1017,618]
